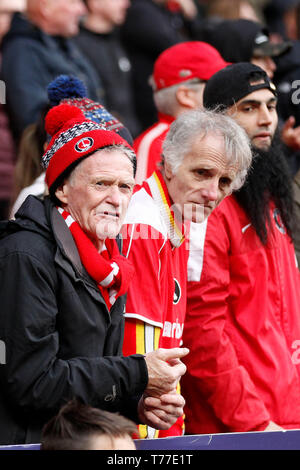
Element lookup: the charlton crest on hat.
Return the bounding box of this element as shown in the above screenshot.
[75,137,94,153]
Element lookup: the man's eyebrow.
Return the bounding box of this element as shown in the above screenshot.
[238,97,278,106]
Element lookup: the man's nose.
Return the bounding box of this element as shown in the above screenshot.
[106,184,122,205]
[201,179,219,201]
[258,105,272,126]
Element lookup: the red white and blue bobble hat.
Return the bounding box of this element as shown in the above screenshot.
[47,74,133,145]
[42,103,136,195]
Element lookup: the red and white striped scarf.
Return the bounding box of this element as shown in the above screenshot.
[57,207,135,310]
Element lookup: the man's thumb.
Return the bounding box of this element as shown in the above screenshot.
[158,347,189,361]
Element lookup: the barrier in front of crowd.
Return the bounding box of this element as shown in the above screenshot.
[1,429,300,450]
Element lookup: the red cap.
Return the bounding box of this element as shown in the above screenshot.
[152,41,230,91]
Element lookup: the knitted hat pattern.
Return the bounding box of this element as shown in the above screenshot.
[42,103,135,194]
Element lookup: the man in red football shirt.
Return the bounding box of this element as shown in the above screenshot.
[122,107,252,438]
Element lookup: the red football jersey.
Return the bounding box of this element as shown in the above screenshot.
[121,171,189,438]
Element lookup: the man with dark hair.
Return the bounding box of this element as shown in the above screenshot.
[41,399,138,450]
[182,62,300,435]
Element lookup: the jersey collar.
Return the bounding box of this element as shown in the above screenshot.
[147,170,185,248]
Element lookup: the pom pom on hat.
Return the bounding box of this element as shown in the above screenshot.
[47,75,87,107]
[46,74,133,145]
[45,104,86,137]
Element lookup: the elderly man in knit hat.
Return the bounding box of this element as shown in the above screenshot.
[10,74,135,218]
[0,104,189,446]
[133,41,229,184]
[181,62,300,435]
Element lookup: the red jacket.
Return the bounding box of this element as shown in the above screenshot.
[182,195,300,434]
[134,113,174,184]
[122,171,189,438]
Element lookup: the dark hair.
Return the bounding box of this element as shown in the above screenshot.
[234,130,295,244]
[40,399,138,450]
[11,105,49,205]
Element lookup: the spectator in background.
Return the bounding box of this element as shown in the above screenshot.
[264,0,300,41]
[0,1,25,219]
[134,41,229,184]
[196,18,291,80]
[204,0,263,22]
[1,0,102,144]
[9,114,48,218]
[41,399,138,450]
[182,63,300,435]
[121,0,201,130]
[195,18,300,176]
[73,0,141,138]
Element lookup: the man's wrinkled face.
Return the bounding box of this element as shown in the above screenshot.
[164,133,237,224]
[55,150,135,250]
[227,88,278,150]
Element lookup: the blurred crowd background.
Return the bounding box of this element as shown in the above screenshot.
[1,0,300,221]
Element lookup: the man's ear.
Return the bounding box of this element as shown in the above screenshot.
[176,85,197,109]
[163,160,173,180]
[55,182,68,205]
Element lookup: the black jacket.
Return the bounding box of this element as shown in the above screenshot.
[121,0,194,129]
[73,26,142,138]
[0,196,147,445]
[1,13,102,142]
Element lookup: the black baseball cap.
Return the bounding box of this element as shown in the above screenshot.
[199,19,292,63]
[203,62,277,111]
